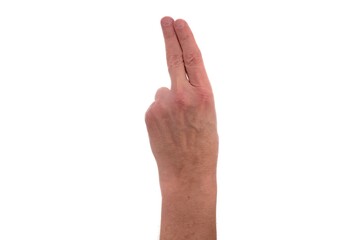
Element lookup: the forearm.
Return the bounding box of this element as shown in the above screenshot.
[159,174,217,240]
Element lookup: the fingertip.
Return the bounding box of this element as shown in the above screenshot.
[174,19,186,29]
[161,16,174,27]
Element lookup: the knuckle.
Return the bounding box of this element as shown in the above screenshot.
[145,101,170,123]
[183,51,203,67]
[155,87,170,100]
[167,54,183,70]
[174,91,189,108]
[174,93,186,106]
[145,103,156,125]
[198,88,214,104]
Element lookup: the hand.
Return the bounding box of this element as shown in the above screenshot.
[145,16,218,190]
[145,16,218,239]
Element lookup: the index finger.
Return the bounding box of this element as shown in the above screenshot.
[161,16,187,91]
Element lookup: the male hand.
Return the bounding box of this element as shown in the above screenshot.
[145,16,218,191]
[145,16,218,239]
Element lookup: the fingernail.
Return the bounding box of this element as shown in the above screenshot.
[174,20,184,29]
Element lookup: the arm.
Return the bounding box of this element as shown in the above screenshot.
[145,16,218,239]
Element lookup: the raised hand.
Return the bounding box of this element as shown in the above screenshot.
[145,16,218,239]
[145,16,218,186]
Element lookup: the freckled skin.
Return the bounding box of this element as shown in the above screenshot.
[145,17,218,240]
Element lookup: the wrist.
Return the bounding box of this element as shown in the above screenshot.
[159,173,217,238]
[159,172,217,198]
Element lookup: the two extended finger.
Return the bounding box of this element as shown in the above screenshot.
[161,17,210,89]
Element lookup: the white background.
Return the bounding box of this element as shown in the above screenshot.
[0,0,359,239]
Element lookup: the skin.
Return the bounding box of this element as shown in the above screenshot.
[145,16,218,239]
